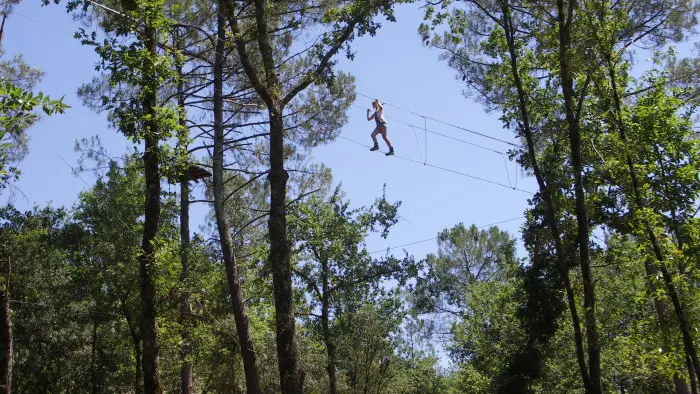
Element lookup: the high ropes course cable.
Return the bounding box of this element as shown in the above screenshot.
[346,94,531,194]
[338,135,533,195]
[24,9,529,194]
[357,92,520,148]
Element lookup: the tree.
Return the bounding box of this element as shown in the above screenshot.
[594,68,700,391]
[72,0,185,390]
[420,0,697,391]
[0,206,77,393]
[210,6,261,392]
[289,185,410,394]
[0,2,67,191]
[335,299,406,394]
[413,223,522,392]
[0,8,67,386]
[415,224,518,313]
[0,82,67,189]
[73,158,150,394]
[221,0,403,389]
[420,1,593,386]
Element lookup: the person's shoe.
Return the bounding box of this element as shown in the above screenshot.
[370,145,379,151]
[385,148,395,156]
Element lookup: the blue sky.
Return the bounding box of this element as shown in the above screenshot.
[8,1,535,260]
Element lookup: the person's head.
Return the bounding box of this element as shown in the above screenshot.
[372,100,380,109]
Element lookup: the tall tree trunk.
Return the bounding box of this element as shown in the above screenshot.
[606,62,695,394]
[119,296,143,394]
[659,262,700,381]
[321,260,337,394]
[246,0,303,387]
[140,21,163,394]
[268,108,302,394]
[177,28,194,394]
[211,8,261,394]
[556,1,601,392]
[222,0,319,388]
[0,259,11,394]
[500,1,589,387]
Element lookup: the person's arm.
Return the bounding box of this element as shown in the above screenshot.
[367,108,374,121]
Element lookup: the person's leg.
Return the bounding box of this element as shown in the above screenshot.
[380,125,394,155]
[379,126,392,148]
[370,128,380,150]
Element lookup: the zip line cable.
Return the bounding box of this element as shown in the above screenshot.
[369,215,525,255]
[352,104,505,155]
[357,92,520,148]
[26,3,528,193]
[501,154,512,188]
[410,125,424,162]
[338,135,533,195]
[356,103,522,188]
[423,115,428,164]
[15,12,76,36]
[84,0,127,18]
[16,3,232,61]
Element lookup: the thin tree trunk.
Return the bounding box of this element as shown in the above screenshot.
[675,377,692,394]
[606,61,694,394]
[140,21,163,394]
[211,8,261,394]
[176,28,194,394]
[688,355,698,394]
[0,259,11,394]
[119,296,143,394]
[499,1,589,388]
[90,317,99,394]
[321,260,337,394]
[222,0,340,388]
[556,1,601,391]
[0,14,7,45]
[659,262,700,381]
[179,185,193,394]
[645,261,691,394]
[129,316,143,394]
[179,181,194,394]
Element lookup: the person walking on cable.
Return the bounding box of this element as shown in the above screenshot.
[367,99,394,156]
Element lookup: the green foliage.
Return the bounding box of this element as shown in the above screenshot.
[422,0,700,391]
[288,185,428,392]
[0,80,67,185]
[413,224,525,392]
[0,205,89,392]
[289,185,412,308]
[73,0,187,176]
[414,223,518,313]
[0,47,63,187]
